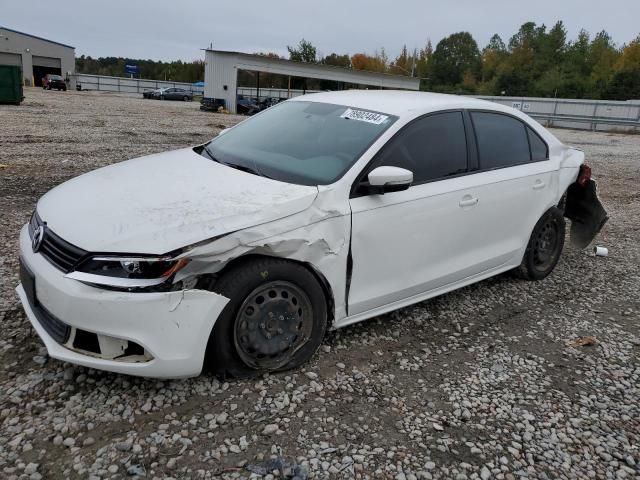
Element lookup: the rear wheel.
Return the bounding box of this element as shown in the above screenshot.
[205,258,328,378]
[515,207,565,281]
[183,96,189,101]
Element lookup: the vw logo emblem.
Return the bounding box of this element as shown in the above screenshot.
[32,225,45,253]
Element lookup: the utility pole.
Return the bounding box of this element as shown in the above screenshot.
[411,48,417,77]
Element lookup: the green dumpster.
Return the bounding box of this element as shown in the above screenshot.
[0,65,24,105]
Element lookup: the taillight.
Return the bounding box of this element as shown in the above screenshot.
[577,164,592,187]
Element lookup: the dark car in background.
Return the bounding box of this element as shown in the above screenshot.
[42,74,67,91]
[200,94,286,114]
[155,87,193,101]
[236,94,261,115]
[142,88,161,99]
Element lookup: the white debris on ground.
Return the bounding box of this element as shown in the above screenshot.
[0,89,638,479]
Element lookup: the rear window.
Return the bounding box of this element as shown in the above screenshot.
[527,126,549,161]
[471,112,531,169]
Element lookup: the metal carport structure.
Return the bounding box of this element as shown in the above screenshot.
[204,49,420,113]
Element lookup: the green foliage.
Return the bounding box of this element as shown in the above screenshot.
[605,69,640,99]
[75,55,204,83]
[287,39,317,63]
[320,53,351,68]
[76,25,640,100]
[430,32,481,86]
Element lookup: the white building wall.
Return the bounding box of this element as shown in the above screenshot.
[0,27,75,86]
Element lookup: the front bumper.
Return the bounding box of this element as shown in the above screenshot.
[16,224,229,378]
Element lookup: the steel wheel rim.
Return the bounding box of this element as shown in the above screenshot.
[233,281,313,370]
[533,220,559,270]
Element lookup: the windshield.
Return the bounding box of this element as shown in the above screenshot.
[204,101,397,186]
[49,75,63,80]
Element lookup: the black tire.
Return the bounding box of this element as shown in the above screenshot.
[515,207,565,281]
[205,257,328,379]
[183,96,189,101]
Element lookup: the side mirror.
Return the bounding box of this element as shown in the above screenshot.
[365,166,413,194]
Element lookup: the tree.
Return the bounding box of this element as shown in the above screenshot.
[350,51,387,73]
[320,53,351,68]
[604,69,640,100]
[482,34,507,82]
[389,45,416,76]
[485,34,506,53]
[588,31,620,96]
[542,21,568,70]
[416,40,433,87]
[565,29,591,76]
[614,34,640,72]
[431,32,481,86]
[287,39,317,63]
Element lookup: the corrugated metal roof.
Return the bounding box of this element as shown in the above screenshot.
[205,49,419,90]
[0,26,75,49]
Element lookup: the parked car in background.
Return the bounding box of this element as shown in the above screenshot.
[236,94,261,115]
[142,88,161,99]
[42,74,66,91]
[16,91,607,379]
[259,97,284,110]
[154,87,193,101]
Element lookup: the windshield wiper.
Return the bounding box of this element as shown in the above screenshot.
[202,144,219,163]
[223,161,272,179]
[203,145,271,179]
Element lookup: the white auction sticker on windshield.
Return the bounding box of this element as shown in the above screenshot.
[340,108,389,125]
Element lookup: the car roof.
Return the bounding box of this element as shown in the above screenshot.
[289,90,513,118]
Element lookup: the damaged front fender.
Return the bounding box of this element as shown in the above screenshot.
[174,199,351,323]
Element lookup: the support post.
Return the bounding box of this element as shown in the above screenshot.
[591,104,598,131]
[287,76,291,99]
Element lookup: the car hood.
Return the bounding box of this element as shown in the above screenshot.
[37,148,318,254]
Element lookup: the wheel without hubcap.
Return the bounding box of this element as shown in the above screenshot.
[515,206,565,281]
[205,257,328,379]
[234,281,313,370]
[532,219,559,272]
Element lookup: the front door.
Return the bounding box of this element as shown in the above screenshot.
[348,111,488,316]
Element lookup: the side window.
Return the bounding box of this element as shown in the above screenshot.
[527,126,548,161]
[471,112,530,169]
[377,111,467,183]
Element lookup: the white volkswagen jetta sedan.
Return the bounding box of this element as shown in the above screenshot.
[17,91,607,378]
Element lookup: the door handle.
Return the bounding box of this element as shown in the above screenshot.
[533,180,546,190]
[459,196,479,207]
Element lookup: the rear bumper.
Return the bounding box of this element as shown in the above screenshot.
[16,224,229,378]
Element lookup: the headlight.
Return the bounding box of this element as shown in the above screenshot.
[66,256,190,289]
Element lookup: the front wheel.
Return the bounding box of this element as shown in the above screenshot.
[183,96,189,101]
[515,207,565,281]
[205,258,328,379]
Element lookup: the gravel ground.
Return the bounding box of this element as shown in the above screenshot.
[1,88,639,480]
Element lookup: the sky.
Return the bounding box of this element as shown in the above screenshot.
[3,0,640,61]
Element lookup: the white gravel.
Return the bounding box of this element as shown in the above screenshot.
[0,89,639,479]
